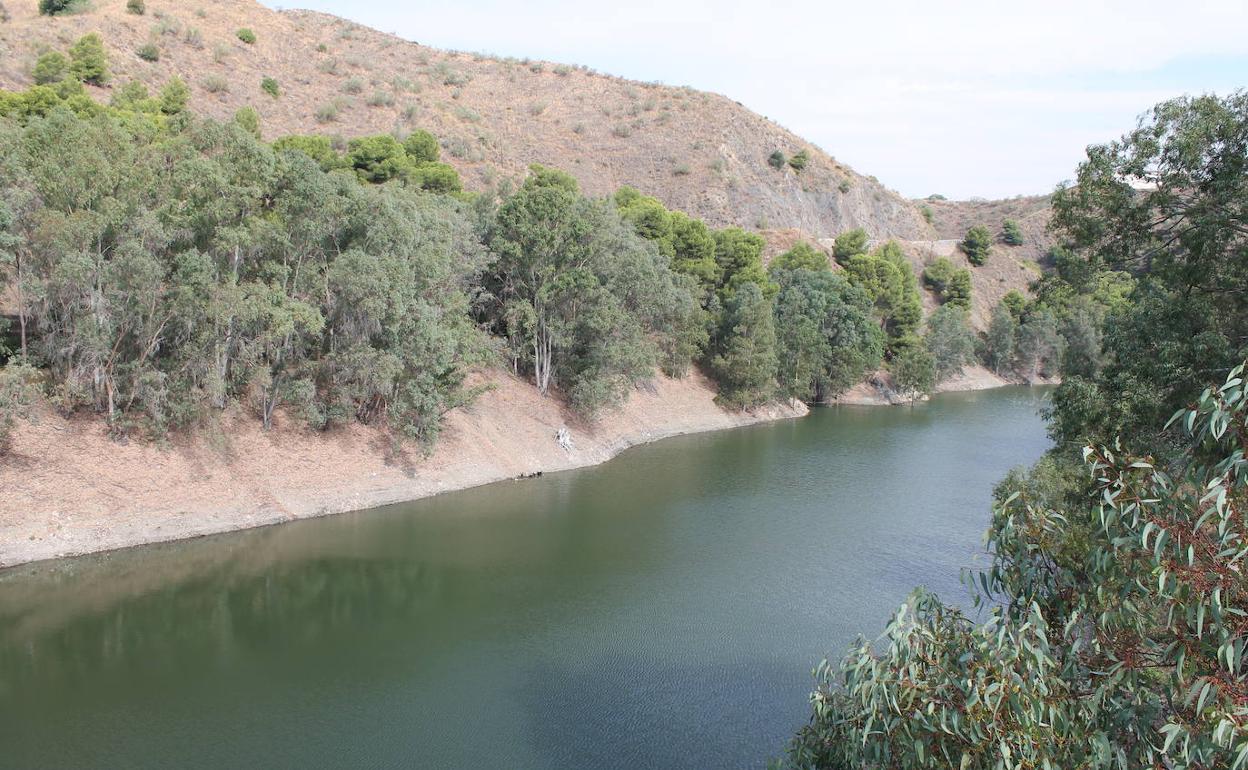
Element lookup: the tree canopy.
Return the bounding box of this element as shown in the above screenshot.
[789,89,1248,770]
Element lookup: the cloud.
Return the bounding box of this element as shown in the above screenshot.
[266,0,1248,198]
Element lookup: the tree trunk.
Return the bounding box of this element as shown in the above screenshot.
[533,319,554,396]
[15,252,27,357]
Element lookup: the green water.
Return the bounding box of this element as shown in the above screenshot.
[0,387,1052,769]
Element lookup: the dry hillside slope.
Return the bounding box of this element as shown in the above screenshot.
[0,0,931,239]
[924,195,1056,266]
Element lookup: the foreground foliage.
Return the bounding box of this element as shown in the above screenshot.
[792,363,1248,769]
[1048,92,1248,454]
[790,89,1248,770]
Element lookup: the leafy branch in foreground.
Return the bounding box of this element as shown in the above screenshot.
[790,362,1248,769]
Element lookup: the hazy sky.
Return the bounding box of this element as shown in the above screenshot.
[262,0,1248,200]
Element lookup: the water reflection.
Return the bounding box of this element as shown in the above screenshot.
[0,388,1052,770]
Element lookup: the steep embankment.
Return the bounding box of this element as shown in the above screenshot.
[0,0,928,239]
[0,371,805,567]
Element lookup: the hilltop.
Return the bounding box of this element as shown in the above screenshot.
[0,0,1060,331]
[0,0,931,239]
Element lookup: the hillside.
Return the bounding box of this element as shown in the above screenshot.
[0,0,1067,569]
[923,195,1056,266]
[0,0,930,239]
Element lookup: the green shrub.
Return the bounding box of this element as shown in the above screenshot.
[770,241,830,272]
[1002,218,1024,245]
[32,51,68,84]
[110,80,150,109]
[838,179,852,193]
[402,129,439,163]
[922,256,955,292]
[767,150,786,169]
[236,28,256,44]
[136,43,160,62]
[183,26,203,48]
[342,77,363,94]
[233,106,260,138]
[945,268,972,310]
[271,135,347,171]
[961,224,992,266]
[832,227,868,263]
[920,204,933,224]
[406,161,462,194]
[365,90,393,107]
[159,76,189,114]
[260,76,279,98]
[38,0,79,15]
[788,149,809,172]
[126,0,144,13]
[0,360,39,455]
[68,33,109,86]
[0,1,10,22]
[890,346,936,399]
[1001,288,1027,319]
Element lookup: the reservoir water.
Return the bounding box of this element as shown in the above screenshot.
[0,387,1052,769]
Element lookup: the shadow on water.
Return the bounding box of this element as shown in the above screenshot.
[0,387,1052,769]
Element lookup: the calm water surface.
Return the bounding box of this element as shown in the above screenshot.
[0,387,1052,769]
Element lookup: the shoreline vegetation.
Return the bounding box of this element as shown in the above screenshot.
[0,74,1055,569]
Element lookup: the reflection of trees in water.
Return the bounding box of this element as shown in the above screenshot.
[0,557,441,686]
[0,416,862,694]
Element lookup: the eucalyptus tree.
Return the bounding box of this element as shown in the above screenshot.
[1049,91,1248,450]
[770,266,882,402]
[709,281,778,407]
[485,166,701,417]
[791,363,1248,770]
[791,90,1248,770]
[982,301,1018,376]
[923,305,975,383]
[0,86,487,442]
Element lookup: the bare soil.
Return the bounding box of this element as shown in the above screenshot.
[0,370,806,568]
[833,364,1054,406]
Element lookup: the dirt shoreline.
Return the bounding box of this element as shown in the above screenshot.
[0,370,808,569]
[0,365,1042,570]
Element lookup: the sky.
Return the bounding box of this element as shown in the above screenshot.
[261,0,1248,200]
